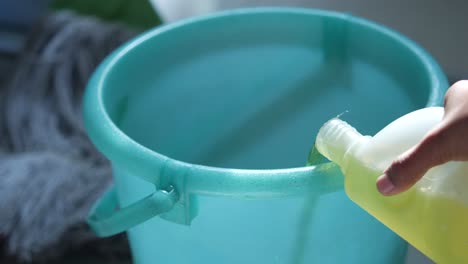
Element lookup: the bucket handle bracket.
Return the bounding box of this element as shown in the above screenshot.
[87,185,179,237]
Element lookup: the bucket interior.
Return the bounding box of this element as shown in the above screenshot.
[103,11,431,170]
[94,10,443,263]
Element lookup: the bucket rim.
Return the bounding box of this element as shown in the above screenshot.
[83,7,447,195]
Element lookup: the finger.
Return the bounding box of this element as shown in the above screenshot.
[376,126,448,196]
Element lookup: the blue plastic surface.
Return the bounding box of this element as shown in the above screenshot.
[84,8,447,264]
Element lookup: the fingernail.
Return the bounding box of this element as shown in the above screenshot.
[376,174,395,195]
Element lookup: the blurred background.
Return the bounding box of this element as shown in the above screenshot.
[0,0,463,263]
[1,1,466,82]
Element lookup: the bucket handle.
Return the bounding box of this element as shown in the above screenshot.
[87,185,179,237]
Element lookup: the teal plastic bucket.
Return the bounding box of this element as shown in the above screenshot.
[84,8,447,264]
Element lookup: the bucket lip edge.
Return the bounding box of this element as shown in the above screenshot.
[84,7,448,180]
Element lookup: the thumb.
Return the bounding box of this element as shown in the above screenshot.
[376,126,448,196]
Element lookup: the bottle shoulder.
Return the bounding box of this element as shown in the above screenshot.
[353,107,444,171]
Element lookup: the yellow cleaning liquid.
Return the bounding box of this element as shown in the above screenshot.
[315,107,468,263]
[345,158,468,263]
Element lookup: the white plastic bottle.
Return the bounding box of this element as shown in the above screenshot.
[315,106,468,263]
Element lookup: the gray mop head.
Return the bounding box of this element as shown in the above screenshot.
[0,11,138,262]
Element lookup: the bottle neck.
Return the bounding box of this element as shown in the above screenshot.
[315,118,364,167]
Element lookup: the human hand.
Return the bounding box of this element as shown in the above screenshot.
[377,80,468,195]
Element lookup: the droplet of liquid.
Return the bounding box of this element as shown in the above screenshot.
[307,144,329,166]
